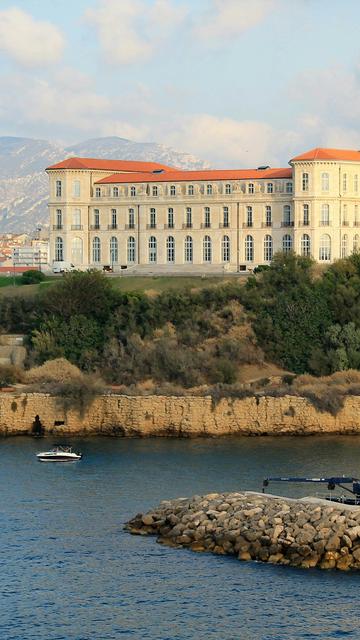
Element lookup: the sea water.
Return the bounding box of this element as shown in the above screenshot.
[0,435,359,640]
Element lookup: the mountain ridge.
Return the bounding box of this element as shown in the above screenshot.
[0,136,210,233]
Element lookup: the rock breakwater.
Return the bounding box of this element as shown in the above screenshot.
[125,492,360,571]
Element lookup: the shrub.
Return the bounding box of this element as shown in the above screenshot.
[25,358,82,384]
[0,364,23,387]
[21,270,45,285]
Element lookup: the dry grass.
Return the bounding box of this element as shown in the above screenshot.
[25,358,82,384]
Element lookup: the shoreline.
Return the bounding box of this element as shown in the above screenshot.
[1,391,360,437]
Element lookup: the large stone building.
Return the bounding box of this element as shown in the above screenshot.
[47,148,360,272]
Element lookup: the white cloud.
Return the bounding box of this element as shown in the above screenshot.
[0,7,64,67]
[85,0,187,64]
[162,114,298,167]
[193,0,276,43]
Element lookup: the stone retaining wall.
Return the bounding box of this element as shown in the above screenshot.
[125,492,360,571]
[2,392,360,437]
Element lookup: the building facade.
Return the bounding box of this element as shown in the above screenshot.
[47,148,360,272]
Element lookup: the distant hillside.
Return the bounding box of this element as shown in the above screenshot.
[0,136,210,233]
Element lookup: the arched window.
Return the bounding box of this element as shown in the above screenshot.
[71,237,83,264]
[166,236,175,263]
[55,237,63,261]
[92,237,101,263]
[342,234,348,259]
[206,184,213,195]
[321,204,329,225]
[222,236,230,262]
[184,236,193,263]
[188,185,194,196]
[282,234,292,253]
[110,237,118,264]
[225,183,231,194]
[72,209,81,229]
[127,236,136,263]
[245,235,253,261]
[319,234,331,261]
[152,185,158,196]
[301,234,311,257]
[149,236,157,263]
[354,235,359,253]
[302,173,309,191]
[130,186,136,197]
[113,186,119,197]
[264,235,273,261]
[73,180,80,197]
[170,185,176,196]
[203,236,212,262]
[321,173,329,191]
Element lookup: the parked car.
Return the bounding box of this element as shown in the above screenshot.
[52,261,75,273]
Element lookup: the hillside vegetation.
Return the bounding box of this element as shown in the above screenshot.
[1,252,360,396]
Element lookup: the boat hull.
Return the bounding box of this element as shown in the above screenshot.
[37,455,82,462]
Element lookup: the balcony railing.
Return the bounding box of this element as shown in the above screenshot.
[354,221,360,227]
[201,223,211,229]
[319,220,331,226]
[281,221,294,227]
[261,221,272,228]
[90,224,100,230]
[299,220,310,226]
[164,224,175,229]
[125,224,135,230]
[146,224,157,229]
[108,224,118,230]
[219,222,229,228]
[242,222,253,228]
[52,224,63,230]
[182,223,193,229]
[342,221,350,226]
[71,224,83,230]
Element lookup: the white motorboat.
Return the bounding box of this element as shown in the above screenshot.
[36,444,82,462]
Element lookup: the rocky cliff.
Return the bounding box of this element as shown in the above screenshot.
[1,392,360,437]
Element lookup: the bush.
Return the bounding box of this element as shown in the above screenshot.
[0,364,23,387]
[21,270,45,285]
[25,358,82,384]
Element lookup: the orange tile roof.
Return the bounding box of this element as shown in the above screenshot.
[46,157,176,172]
[291,148,360,162]
[95,167,292,185]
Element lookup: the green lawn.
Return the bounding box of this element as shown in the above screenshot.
[0,273,246,297]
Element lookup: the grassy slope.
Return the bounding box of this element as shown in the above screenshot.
[0,274,245,297]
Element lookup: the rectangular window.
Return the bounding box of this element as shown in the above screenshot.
[285,182,293,193]
[152,185,158,196]
[186,207,192,227]
[343,173,347,192]
[283,205,291,225]
[248,183,254,194]
[130,186,136,197]
[302,173,309,191]
[56,209,62,229]
[111,209,117,229]
[56,180,62,197]
[343,204,348,224]
[267,183,273,194]
[265,206,271,226]
[321,173,329,192]
[247,206,253,227]
[94,209,100,229]
[204,207,211,228]
[128,208,135,229]
[303,204,309,225]
[170,185,176,196]
[225,184,231,194]
[73,180,80,197]
[223,206,229,227]
[207,184,213,195]
[355,205,359,225]
[95,187,101,198]
[150,208,156,228]
[188,185,194,195]
[355,175,359,193]
[168,208,174,228]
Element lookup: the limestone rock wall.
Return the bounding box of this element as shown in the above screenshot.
[1,392,360,437]
[125,492,360,571]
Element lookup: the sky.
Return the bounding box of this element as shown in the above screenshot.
[0,0,360,167]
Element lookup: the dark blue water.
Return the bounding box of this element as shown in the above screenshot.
[1,435,360,640]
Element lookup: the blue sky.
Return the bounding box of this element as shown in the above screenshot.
[0,0,360,167]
